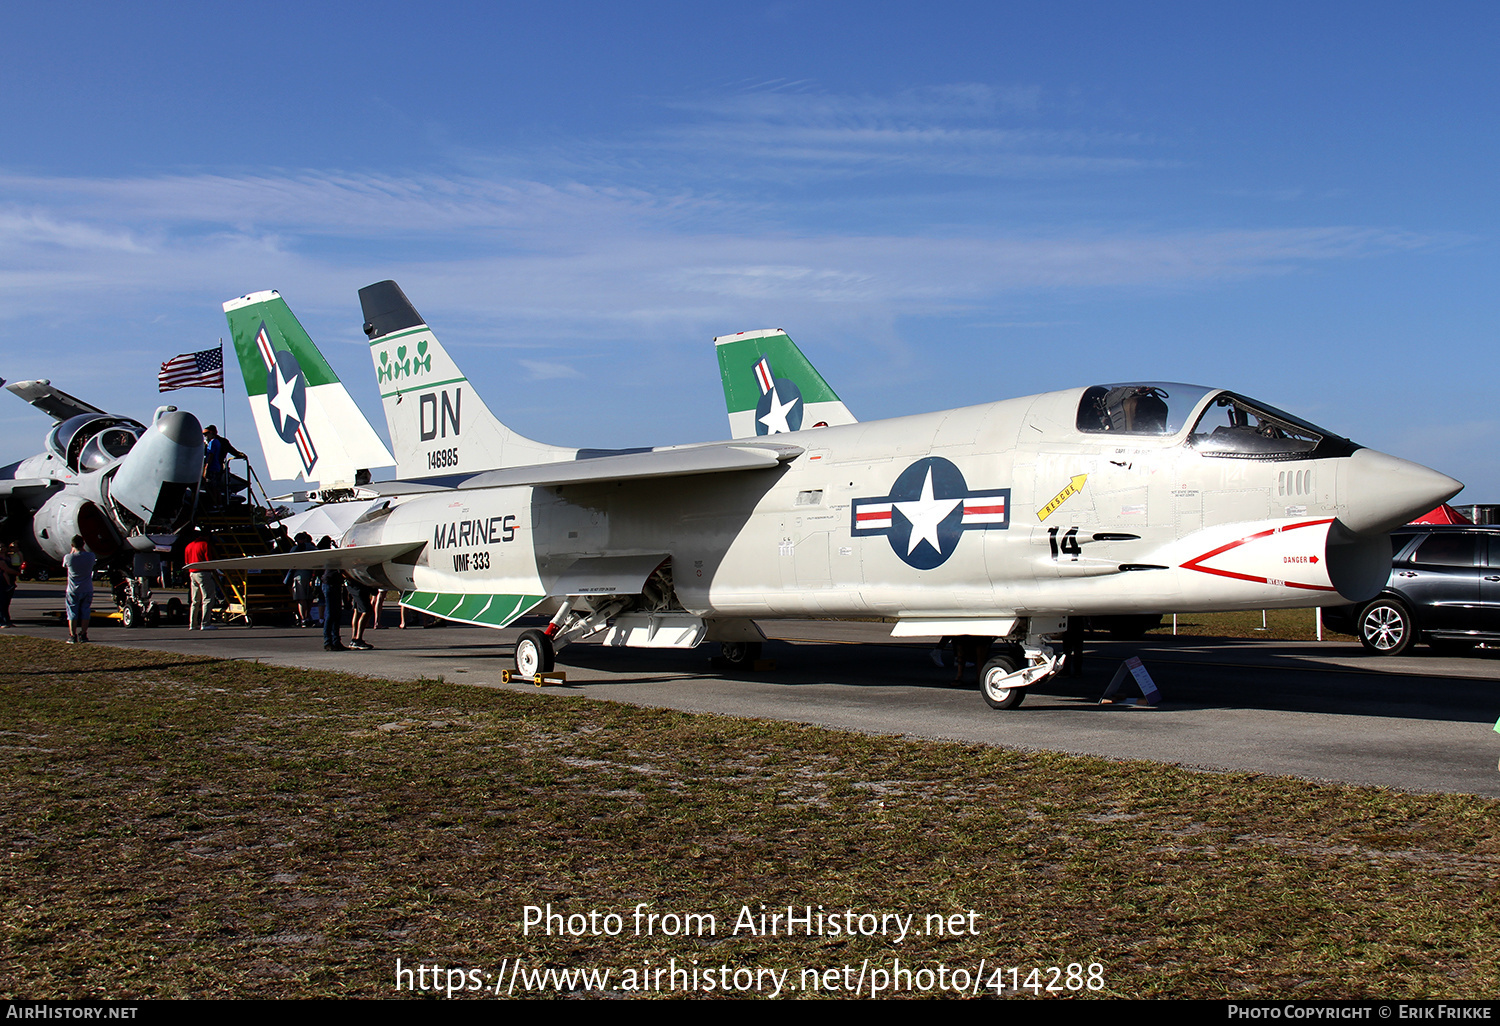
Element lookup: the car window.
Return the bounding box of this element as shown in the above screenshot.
[1412,534,1478,567]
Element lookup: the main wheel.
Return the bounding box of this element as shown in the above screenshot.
[719,641,762,670]
[1359,599,1414,655]
[980,653,1027,710]
[121,604,141,629]
[515,629,555,676]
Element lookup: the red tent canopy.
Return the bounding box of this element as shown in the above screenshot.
[1409,504,1472,525]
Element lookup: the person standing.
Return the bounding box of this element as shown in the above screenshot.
[200,425,246,509]
[0,542,20,627]
[284,532,315,626]
[63,536,96,643]
[183,530,219,631]
[347,579,375,650]
[318,537,345,651]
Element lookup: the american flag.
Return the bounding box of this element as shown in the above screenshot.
[159,346,224,392]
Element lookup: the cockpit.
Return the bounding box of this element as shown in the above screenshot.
[45,414,146,473]
[1077,383,1358,460]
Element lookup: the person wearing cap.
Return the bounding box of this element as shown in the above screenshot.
[201,425,246,509]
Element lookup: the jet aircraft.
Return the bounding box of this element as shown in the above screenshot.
[197,283,1462,710]
[0,378,204,570]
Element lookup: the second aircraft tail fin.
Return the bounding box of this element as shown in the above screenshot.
[223,291,395,487]
[713,329,857,438]
[359,280,577,478]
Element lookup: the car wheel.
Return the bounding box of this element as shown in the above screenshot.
[980,653,1027,710]
[1359,599,1414,656]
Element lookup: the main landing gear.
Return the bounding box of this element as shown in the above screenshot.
[514,629,555,676]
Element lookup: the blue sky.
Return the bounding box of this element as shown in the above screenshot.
[2,2,1496,499]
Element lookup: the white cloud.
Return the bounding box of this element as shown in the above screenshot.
[518,359,583,380]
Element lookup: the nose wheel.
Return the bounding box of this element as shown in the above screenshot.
[980,653,1027,710]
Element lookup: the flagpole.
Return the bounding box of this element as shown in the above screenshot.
[219,339,226,429]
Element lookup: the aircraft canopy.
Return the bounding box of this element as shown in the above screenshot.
[1076,383,1357,460]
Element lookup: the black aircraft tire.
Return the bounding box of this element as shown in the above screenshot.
[515,629,555,676]
[1358,599,1415,656]
[719,641,762,670]
[980,654,1026,711]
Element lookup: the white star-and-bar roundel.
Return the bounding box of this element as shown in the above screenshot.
[851,456,1010,569]
[259,322,319,473]
[752,355,804,435]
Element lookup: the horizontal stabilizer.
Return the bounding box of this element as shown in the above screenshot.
[187,540,424,573]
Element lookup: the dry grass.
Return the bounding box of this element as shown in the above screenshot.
[2,634,1496,999]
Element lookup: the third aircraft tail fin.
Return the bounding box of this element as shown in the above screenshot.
[713,329,857,438]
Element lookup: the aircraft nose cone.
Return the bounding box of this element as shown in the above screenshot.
[1340,447,1462,535]
[109,410,207,530]
[155,409,201,445]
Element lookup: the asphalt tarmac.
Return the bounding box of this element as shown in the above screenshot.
[7,582,1499,797]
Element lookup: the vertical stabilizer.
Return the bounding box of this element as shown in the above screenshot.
[223,291,395,486]
[713,329,857,438]
[359,280,577,477]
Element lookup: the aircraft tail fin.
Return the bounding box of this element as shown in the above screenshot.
[359,280,577,477]
[223,291,395,487]
[713,329,857,438]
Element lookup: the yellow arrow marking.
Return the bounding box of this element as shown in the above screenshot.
[1038,474,1088,522]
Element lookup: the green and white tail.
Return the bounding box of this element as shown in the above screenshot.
[224,291,395,486]
[359,280,577,478]
[714,329,857,438]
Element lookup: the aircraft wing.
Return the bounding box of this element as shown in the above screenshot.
[0,477,57,498]
[360,441,804,496]
[4,379,107,422]
[186,540,425,572]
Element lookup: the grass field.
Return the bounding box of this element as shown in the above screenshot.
[1141,608,1337,643]
[2,634,1496,1000]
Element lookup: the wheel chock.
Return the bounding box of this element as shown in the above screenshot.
[501,669,568,687]
[1099,656,1161,706]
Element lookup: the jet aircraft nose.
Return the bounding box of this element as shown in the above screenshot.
[1340,447,1462,535]
[109,410,206,530]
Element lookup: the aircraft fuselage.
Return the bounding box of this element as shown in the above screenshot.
[348,384,1446,629]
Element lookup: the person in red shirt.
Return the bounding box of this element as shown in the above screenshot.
[183,530,219,631]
